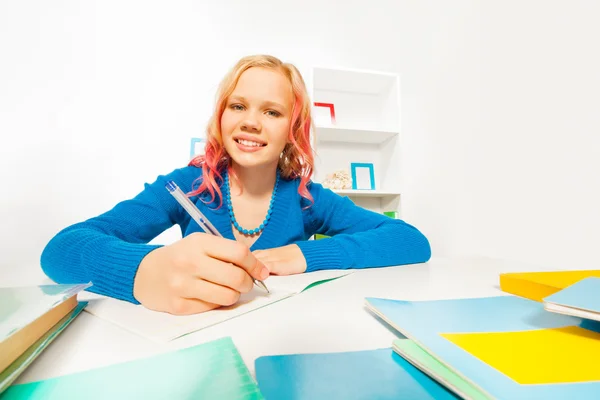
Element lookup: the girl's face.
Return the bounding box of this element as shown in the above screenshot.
[221,67,293,171]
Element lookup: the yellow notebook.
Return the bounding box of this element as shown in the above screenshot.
[499,270,600,302]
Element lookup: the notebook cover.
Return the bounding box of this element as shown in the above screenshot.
[392,339,491,400]
[499,270,600,302]
[1,336,263,400]
[544,277,600,313]
[0,302,87,394]
[255,347,459,399]
[365,295,600,399]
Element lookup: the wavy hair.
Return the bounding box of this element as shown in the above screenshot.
[188,54,314,208]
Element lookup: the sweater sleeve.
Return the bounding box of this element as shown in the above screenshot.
[294,182,431,272]
[40,166,200,304]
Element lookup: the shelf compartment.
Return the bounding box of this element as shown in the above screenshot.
[332,189,401,198]
[314,126,399,145]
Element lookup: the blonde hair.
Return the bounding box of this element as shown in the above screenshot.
[188,54,315,207]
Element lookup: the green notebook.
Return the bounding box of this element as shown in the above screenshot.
[392,339,491,400]
[0,302,87,394]
[1,336,263,400]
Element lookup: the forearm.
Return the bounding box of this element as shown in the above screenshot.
[39,167,200,302]
[40,224,162,303]
[296,220,431,272]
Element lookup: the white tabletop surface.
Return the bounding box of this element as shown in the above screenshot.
[2,255,578,384]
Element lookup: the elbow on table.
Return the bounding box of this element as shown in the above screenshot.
[414,232,432,264]
[404,225,431,265]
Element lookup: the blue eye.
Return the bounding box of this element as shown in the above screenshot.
[230,104,244,111]
[266,110,280,117]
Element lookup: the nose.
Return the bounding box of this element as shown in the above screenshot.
[240,116,261,133]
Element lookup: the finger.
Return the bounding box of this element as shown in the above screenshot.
[168,297,219,316]
[181,278,242,307]
[193,259,254,294]
[259,260,277,275]
[200,236,269,281]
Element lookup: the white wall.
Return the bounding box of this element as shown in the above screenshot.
[1,0,598,277]
[399,1,600,270]
[470,1,600,269]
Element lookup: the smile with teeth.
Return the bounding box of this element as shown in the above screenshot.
[236,139,266,147]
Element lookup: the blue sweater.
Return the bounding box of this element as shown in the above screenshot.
[41,166,431,304]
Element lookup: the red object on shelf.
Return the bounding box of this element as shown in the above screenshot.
[314,102,336,124]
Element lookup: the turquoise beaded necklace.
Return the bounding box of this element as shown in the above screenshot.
[224,168,280,236]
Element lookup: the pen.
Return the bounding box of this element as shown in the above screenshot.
[165,180,269,293]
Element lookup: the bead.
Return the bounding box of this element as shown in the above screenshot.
[226,168,280,236]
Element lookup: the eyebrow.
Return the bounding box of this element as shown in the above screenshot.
[228,95,287,111]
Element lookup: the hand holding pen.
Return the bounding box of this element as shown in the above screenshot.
[165,180,269,293]
[130,181,270,316]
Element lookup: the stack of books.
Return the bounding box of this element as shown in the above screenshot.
[0,283,90,394]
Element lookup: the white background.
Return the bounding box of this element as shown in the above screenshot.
[1,0,599,279]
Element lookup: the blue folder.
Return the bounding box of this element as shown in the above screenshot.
[544,277,600,316]
[255,347,458,400]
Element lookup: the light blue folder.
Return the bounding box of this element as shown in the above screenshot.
[544,277,600,315]
[255,347,459,399]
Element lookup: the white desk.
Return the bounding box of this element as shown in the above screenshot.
[5,256,571,385]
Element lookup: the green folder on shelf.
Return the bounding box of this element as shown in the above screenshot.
[1,337,263,400]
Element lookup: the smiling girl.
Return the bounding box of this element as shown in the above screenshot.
[40,55,431,315]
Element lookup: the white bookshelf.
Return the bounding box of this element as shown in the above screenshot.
[315,127,398,144]
[309,66,402,216]
[332,189,401,198]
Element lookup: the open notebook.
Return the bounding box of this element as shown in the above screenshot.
[84,270,351,342]
[1,336,263,399]
[543,277,600,321]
